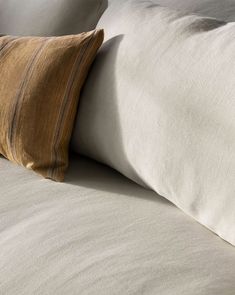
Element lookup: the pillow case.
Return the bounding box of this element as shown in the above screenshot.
[0,0,107,36]
[72,1,235,245]
[154,0,235,21]
[0,30,104,181]
[108,0,235,22]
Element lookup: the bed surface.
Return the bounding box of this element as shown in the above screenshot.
[0,154,235,294]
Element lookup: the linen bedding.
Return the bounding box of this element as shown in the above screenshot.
[0,154,235,295]
[73,0,235,245]
[1,0,235,293]
[108,0,235,21]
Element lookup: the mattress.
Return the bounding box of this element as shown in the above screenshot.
[0,154,235,295]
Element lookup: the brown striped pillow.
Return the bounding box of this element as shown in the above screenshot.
[0,29,104,181]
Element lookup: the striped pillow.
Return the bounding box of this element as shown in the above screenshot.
[0,30,104,181]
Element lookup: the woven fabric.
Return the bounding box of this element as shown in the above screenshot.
[0,30,104,181]
[74,0,235,245]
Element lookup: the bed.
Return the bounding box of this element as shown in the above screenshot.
[1,154,235,294]
[1,0,235,293]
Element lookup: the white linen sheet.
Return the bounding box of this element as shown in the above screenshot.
[0,154,235,295]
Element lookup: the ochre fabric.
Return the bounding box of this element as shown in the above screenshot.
[0,30,104,181]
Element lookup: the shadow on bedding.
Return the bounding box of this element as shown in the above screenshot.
[65,153,171,206]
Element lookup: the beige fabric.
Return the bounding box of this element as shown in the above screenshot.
[0,30,104,181]
[73,1,235,244]
[0,0,107,36]
[0,154,235,294]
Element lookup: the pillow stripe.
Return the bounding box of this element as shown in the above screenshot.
[50,31,99,179]
[0,37,18,57]
[0,38,12,52]
[8,38,52,162]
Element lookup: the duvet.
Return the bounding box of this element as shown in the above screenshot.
[0,155,235,294]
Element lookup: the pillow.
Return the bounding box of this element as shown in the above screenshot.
[0,0,107,36]
[108,0,235,22]
[154,0,235,21]
[72,1,235,245]
[0,30,104,181]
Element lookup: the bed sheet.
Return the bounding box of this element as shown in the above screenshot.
[0,154,235,295]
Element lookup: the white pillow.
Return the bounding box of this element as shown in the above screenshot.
[0,0,107,36]
[72,0,235,245]
[108,0,235,21]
